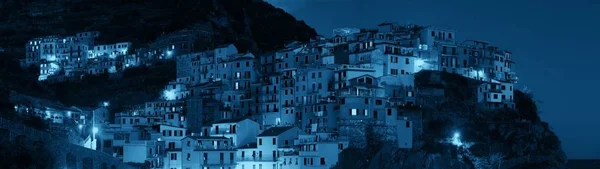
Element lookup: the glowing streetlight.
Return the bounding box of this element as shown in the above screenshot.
[78,124,83,130]
[103,101,109,107]
[451,131,463,147]
[92,127,99,135]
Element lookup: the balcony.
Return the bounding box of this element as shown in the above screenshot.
[296,135,348,145]
[336,64,373,71]
[194,144,236,151]
[237,157,277,162]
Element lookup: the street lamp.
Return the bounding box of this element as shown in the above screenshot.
[451,131,462,147]
[92,127,99,135]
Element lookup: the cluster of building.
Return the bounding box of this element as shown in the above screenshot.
[22,31,131,81]
[15,22,517,169]
[21,23,214,82]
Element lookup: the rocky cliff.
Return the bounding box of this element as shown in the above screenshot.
[336,71,567,169]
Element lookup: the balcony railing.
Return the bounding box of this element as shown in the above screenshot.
[237,157,277,162]
[194,144,236,150]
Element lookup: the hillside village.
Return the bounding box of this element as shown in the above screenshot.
[11,22,521,169]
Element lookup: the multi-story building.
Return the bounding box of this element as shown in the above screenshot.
[207,118,261,148]
[277,132,349,169]
[237,126,306,169]
[180,136,237,169]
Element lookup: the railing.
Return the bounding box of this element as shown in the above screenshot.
[296,136,348,144]
[237,157,278,162]
[194,144,236,150]
[340,91,373,97]
[337,64,373,70]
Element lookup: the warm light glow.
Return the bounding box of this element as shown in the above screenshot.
[103,102,109,107]
[167,50,173,56]
[163,89,177,100]
[78,124,83,130]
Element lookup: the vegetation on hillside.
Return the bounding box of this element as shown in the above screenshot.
[0,133,54,169]
[336,71,566,169]
[0,0,317,52]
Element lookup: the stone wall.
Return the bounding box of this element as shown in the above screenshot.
[0,117,136,169]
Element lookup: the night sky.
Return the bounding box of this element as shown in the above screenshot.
[266,0,600,159]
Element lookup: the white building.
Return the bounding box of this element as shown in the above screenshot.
[208,118,261,148]
[277,132,349,169]
[236,126,306,169]
[396,117,413,149]
[92,42,131,59]
[476,80,515,109]
[180,136,237,169]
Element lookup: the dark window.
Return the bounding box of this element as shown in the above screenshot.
[259,138,262,145]
[272,138,276,145]
[320,158,326,165]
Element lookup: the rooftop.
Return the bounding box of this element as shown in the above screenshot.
[214,118,249,124]
[258,126,296,137]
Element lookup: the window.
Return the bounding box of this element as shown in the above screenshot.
[376,100,382,105]
[387,109,392,116]
[320,158,326,165]
[405,58,410,64]
[259,138,262,145]
[351,109,357,116]
[391,69,398,75]
[363,109,368,116]
[373,110,378,119]
[406,121,410,128]
[170,153,177,160]
[493,94,498,99]
[272,138,276,145]
[364,98,369,104]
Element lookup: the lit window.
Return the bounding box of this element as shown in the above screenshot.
[351,109,357,116]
